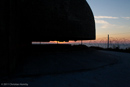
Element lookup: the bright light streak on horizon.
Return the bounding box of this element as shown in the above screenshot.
[32,37,130,45]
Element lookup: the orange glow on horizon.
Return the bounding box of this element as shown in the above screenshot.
[32,37,130,45]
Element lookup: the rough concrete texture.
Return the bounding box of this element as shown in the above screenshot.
[0,0,95,76]
[17,0,95,41]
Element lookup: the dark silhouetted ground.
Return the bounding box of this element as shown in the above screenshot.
[0,45,130,87]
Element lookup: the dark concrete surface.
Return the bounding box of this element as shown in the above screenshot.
[13,45,118,77]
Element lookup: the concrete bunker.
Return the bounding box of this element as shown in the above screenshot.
[0,0,95,76]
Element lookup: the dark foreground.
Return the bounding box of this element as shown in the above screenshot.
[0,44,130,87]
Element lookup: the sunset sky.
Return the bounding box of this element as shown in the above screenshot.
[87,0,130,41]
[33,0,130,44]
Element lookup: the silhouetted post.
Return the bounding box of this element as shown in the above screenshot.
[107,34,109,48]
[81,40,82,45]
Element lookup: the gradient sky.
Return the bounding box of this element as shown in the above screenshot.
[35,0,130,44]
[87,0,130,41]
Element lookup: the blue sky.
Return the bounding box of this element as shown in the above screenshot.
[86,0,130,40]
